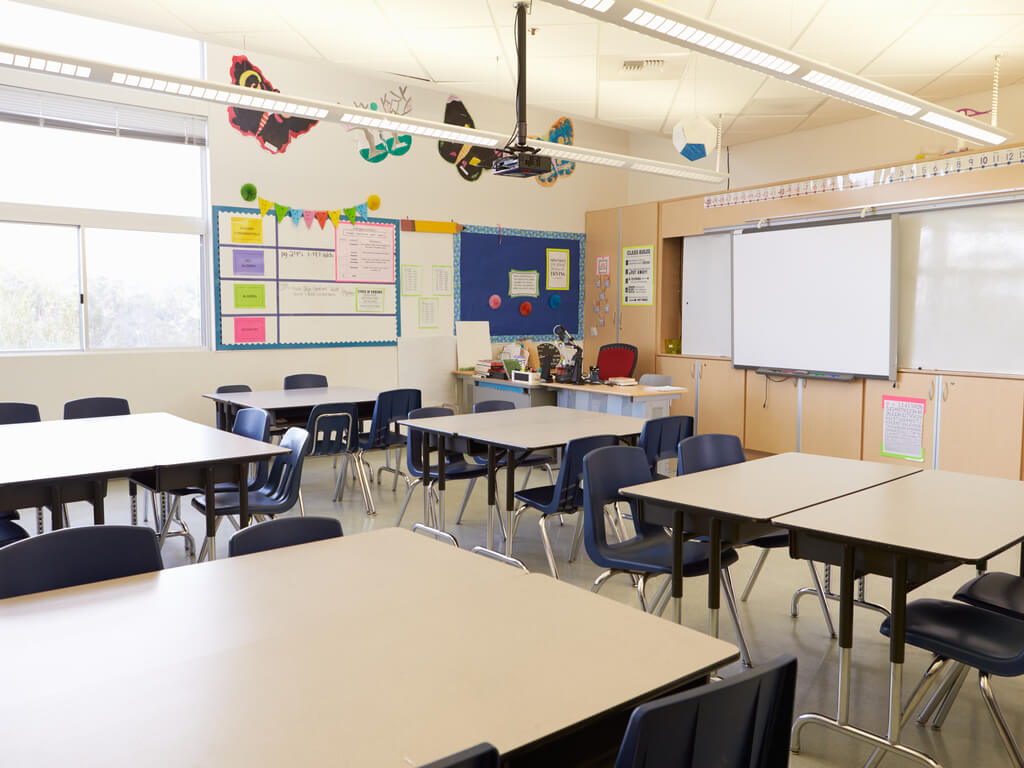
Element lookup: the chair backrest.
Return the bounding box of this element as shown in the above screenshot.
[228,515,342,557]
[473,400,515,414]
[0,402,40,425]
[418,743,499,768]
[257,427,309,510]
[639,415,694,474]
[551,434,619,512]
[638,373,671,386]
[678,433,745,475]
[63,397,130,420]
[231,408,272,487]
[597,343,639,379]
[283,373,328,390]
[366,388,423,449]
[582,445,652,557]
[405,406,453,475]
[613,654,798,768]
[214,385,252,430]
[0,525,163,600]
[306,402,359,457]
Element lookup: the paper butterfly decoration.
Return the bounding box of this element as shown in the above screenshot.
[438,97,502,182]
[346,86,414,163]
[534,117,576,187]
[227,56,317,154]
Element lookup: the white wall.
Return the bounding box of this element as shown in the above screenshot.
[0,43,640,421]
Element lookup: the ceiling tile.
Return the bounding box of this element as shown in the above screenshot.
[914,75,999,102]
[154,0,284,34]
[793,16,912,72]
[598,80,679,120]
[870,74,937,94]
[928,0,1024,12]
[666,57,766,118]
[376,0,495,28]
[863,15,1021,76]
[797,98,875,129]
[518,24,599,58]
[708,0,828,48]
[530,56,597,85]
[210,30,322,62]
[596,24,687,57]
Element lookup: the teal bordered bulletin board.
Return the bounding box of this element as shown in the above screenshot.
[454,225,584,343]
[213,205,401,349]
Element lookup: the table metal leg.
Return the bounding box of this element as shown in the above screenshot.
[486,445,497,551]
[204,466,217,562]
[437,435,447,531]
[708,517,721,638]
[672,508,683,625]
[421,431,430,525]
[91,480,104,525]
[504,449,518,556]
[129,481,137,526]
[49,486,63,531]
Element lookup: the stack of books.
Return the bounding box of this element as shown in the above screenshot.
[475,360,507,379]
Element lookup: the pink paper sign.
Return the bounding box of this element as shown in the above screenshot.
[234,316,266,344]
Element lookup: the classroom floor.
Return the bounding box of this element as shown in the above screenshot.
[49,452,1024,768]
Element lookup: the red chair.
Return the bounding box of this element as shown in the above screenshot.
[596,343,638,379]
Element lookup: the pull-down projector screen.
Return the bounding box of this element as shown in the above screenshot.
[732,218,897,379]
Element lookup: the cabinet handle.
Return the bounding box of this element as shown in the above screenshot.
[942,381,949,401]
[689,362,695,377]
[927,380,934,400]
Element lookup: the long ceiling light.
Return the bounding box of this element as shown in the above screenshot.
[0,43,727,184]
[544,0,1012,147]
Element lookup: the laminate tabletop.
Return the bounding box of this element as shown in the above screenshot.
[621,453,921,522]
[0,412,286,487]
[775,468,1024,562]
[202,386,381,410]
[400,405,647,451]
[0,528,738,766]
[540,381,686,399]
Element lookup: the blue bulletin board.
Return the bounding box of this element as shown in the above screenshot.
[454,225,585,342]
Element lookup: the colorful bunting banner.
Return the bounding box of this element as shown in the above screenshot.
[343,207,357,224]
[273,203,289,222]
[328,210,341,227]
[302,210,316,229]
[245,188,381,229]
[315,211,329,229]
[287,207,303,226]
[356,202,368,219]
[258,197,273,217]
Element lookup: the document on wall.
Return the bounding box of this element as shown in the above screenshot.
[508,269,540,298]
[622,245,654,305]
[401,264,422,296]
[881,395,926,461]
[335,222,395,283]
[418,297,439,329]
[432,265,452,296]
[546,248,570,290]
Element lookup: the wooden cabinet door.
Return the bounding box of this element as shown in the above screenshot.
[862,372,936,467]
[744,371,798,454]
[655,355,697,418]
[801,378,865,460]
[619,202,659,377]
[583,208,620,371]
[697,359,745,438]
[938,375,1024,480]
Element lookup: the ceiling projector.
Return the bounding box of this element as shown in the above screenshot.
[493,151,552,177]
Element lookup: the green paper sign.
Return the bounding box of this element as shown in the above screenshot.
[234,283,266,309]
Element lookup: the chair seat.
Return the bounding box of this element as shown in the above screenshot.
[880,598,1024,677]
[420,461,489,482]
[0,518,28,548]
[473,452,555,469]
[513,484,581,516]
[359,431,405,451]
[747,531,790,549]
[954,572,1024,619]
[600,536,739,578]
[192,492,292,517]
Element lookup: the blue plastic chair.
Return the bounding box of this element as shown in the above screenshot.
[639,414,693,478]
[880,600,1024,766]
[395,407,487,530]
[283,373,327,389]
[510,434,617,578]
[63,396,130,420]
[581,445,750,664]
[0,402,42,537]
[214,384,251,431]
[418,743,498,768]
[614,655,797,768]
[357,388,422,513]
[191,427,309,562]
[305,402,367,508]
[0,525,162,600]
[678,434,835,638]
[228,515,342,557]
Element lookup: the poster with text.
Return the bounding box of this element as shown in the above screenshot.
[622,245,654,305]
[881,395,926,461]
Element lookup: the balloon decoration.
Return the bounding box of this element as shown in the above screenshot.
[240,183,258,201]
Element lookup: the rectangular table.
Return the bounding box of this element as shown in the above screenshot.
[203,385,381,428]
[400,406,648,552]
[620,453,921,630]
[0,528,739,766]
[779,469,1024,768]
[0,413,286,558]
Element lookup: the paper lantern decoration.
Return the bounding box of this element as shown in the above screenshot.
[240,183,258,201]
[672,115,717,162]
[367,194,381,211]
[488,294,501,310]
[519,301,532,316]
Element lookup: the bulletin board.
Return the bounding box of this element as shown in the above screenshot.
[454,225,584,342]
[213,205,400,349]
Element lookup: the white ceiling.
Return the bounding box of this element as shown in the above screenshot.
[14,0,1024,146]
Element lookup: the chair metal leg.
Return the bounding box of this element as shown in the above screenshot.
[807,560,838,639]
[355,450,375,515]
[721,567,753,668]
[538,515,559,579]
[568,511,585,563]
[636,573,649,612]
[61,504,70,528]
[455,478,476,525]
[591,569,618,595]
[298,489,305,517]
[930,663,969,729]
[740,548,771,601]
[36,507,43,535]
[979,672,1024,768]
[333,455,350,502]
[395,478,421,528]
[649,574,672,616]
[508,504,527,556]
[544,463,554,485]
[392,447,403,491]
[523,467,533,488]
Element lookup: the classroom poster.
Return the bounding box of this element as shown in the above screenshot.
[432,265,452,295]
[231,217,263,244]
[545,248,570,290]
[508,269,540,298]
[596,255,610,275]
[401,264,422,296]
[336,221,395,283]
[418,297,439,328]
[622,246,654,306]
[881,395,926,461]
[355,287,386,313]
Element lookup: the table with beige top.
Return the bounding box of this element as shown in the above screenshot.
[0,528,739,766]
[399,406,647,551]
[203,385,382,429]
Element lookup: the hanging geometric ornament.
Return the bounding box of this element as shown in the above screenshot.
[672,115,717,162]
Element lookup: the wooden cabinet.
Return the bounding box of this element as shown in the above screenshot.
[698,359,746,438]
[937,375,1024,480]
[619,202,659,377]
[655,355,697,418]
[583,208,620,371]
[801,378,865,460]
[744,371,798,454]
[862,372,936,468]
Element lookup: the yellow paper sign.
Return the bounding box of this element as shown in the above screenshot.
[232,217,263,244]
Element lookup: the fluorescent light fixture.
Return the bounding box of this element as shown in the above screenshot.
[543,0,1012,146]
[0,42,727,184]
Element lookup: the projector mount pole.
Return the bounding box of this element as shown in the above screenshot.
[514,1,529,150]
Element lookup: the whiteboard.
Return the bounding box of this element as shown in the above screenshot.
[681,233,732,357]
[732,219,897,378]
[899,201,1024,375]
[214,206,399,349]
